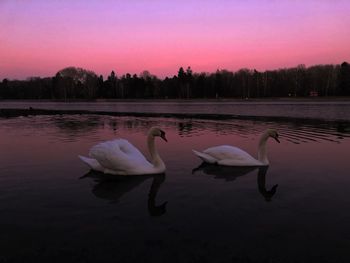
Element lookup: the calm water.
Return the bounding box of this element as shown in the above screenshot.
[2,99,350,121]
[1,114,350,262]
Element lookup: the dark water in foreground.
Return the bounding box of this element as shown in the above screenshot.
[0,114,350,262]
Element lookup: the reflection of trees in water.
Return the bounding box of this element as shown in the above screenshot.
[178,122,193,136]
[108,119,118,132]
[54,115,161,137]
[183,118,350,144]
[81,172,167,217]
[53,115,102,137]
[52,113,350,144]
[121,119,156,132]
[108,117,169,134]
[192,163,278,202]
[336,122,350,135]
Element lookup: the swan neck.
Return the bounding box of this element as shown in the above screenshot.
[258,132,269,165]
[147,134,165,169]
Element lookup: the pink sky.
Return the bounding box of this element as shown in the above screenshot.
[1,0,350,80]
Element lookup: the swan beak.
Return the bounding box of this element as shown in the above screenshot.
[161,134,168,142]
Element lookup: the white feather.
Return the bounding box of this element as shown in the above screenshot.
[193,129,279,166]
[79,127,167,175]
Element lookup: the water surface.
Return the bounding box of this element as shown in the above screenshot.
[2,99,350,121]
[0,114,350,262]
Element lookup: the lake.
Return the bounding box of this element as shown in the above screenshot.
[0,102,350,262]
[1,99,350,121]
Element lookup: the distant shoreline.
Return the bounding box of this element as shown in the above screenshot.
[2,98,350,122]
[1,108,349,125]
[1,97,350,103]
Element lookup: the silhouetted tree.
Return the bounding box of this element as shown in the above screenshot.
[97,75,104,97]
[52,72,65,99]
[51,67,99,99]
[338,62,350,95]
[0,78,9,98]
[105,71,118,98]
[1,62,349,100]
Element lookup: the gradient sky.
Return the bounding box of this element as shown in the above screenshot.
[1,0,350,80]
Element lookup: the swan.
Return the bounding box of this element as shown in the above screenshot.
[79,127,167,175]
[193,129,280,166]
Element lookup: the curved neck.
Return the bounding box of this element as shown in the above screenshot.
[257,132,270,165]
[147,134,165,169]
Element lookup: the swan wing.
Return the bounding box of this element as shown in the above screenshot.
[204,145,253,160]
[89,139,152,174]
[78,155,104,172]
[192,150,218,164]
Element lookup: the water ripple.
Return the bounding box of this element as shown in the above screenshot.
[1,114,349,145]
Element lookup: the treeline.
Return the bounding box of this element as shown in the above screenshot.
[1,62,350,100]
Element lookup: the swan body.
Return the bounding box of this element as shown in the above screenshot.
[79,127,167,175]
[193,129,280,166]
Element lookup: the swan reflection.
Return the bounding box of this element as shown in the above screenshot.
[192,163,278,201]
[192,163,257,181]
[257,166,278,202]
[81,172,168,216]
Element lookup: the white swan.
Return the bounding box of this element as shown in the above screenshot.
[193,129,280,166]
[79,127,167,175]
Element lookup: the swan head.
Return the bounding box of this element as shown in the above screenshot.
[267,129,280,143]
[149,127,168,142]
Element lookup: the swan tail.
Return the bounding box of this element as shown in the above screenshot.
[192,150,217,164]
[78,155,104,172]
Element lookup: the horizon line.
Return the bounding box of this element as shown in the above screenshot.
[2,61,348,81]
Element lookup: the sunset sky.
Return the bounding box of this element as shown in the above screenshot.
[1,0,350,80]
